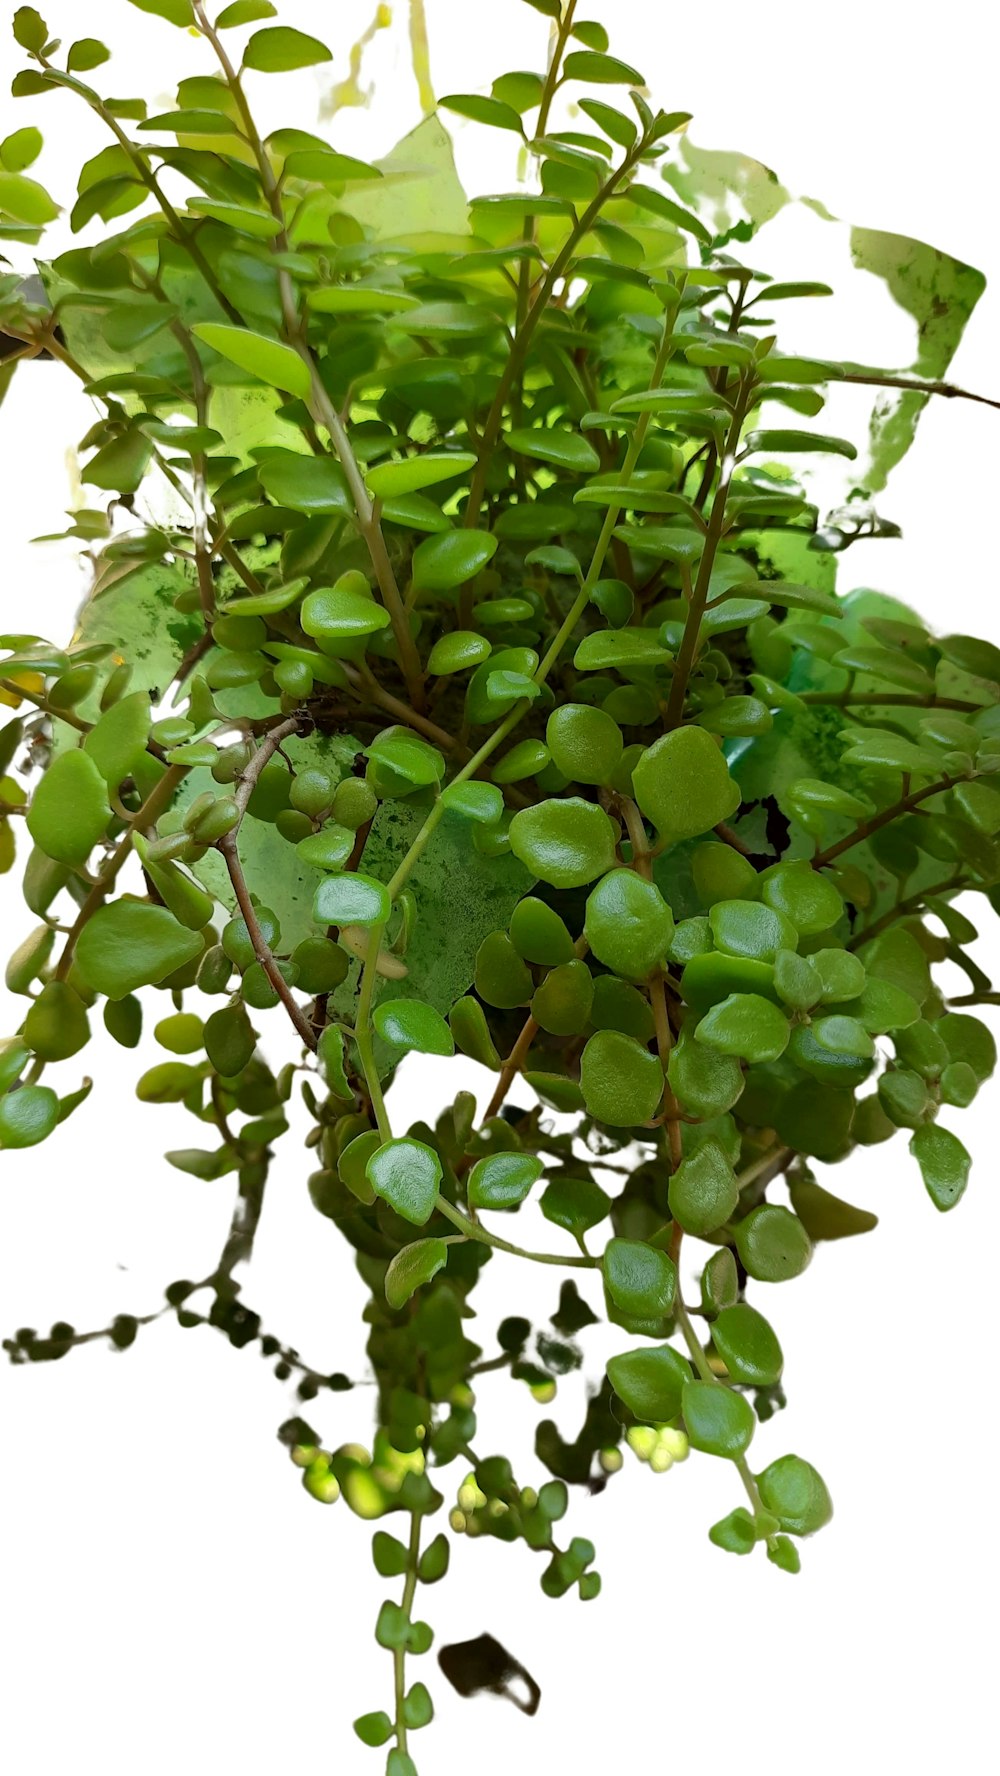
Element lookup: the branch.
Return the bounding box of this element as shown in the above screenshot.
[216,716,319,1052]
[811,772,956,871]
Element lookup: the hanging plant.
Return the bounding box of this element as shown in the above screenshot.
[2,0,998,1767]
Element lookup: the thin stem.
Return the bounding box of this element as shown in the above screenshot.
[193,1,425,711]
[435,1195,598,1269]
[811,772,955,870]
[0,679,90,733]
[673,1281,770,1528]
[217,717,318,1052]
[664,374,755,728]
[393,1509,423,1758]
[463,131,653,533]
[846,872,965,951]
[54,764,187,982]
[483,1014,540,1123]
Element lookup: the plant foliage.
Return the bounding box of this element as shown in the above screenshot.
[2,0,998,1763]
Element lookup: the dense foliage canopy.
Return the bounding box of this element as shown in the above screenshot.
[2,0,998,1765]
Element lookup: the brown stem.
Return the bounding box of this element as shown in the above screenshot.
[811,773,955,870]
[663,376,755,728]
[217,716,318,1052]
[482,1015,539,1123]
[54,765,187,981]
[846,871,965,951]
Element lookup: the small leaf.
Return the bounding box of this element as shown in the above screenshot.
[242,25,332,70]
[563,49,644,84]
[385,1238,448,1309]
[373,999,455,1057]
[26,750,110,866]
[603,1238,676,1318]
[712,1304,783,1386]
[909,1123,971,1212]
[440,93,524,133]
[410,529,498,593]
[467,1151,544,1211]
[367,1136,443,1226]
[606,1343,691,1423]
[192,322,311,399]
[506,427,600,473]
[0,1084,59,1149]
[682,1380,755,1457]
[75,900,203,999]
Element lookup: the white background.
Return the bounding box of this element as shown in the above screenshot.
[1,2,998,1772]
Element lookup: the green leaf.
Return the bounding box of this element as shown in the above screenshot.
[301,585,389,643]
[540,1174,610,1238]
[668,1140,739,1237]
[313,872,390,928]
[242,25,332,70]
[353,1709,393,1748]
[367,452,477,498]
[0,1084,59,1149]
[440,93,524,133]
[84,692,151,787]
[563,50,644,84]
[633,728,740,843]
[216,0,276,25]
[626,184,711,246]
[384,1238,449,1309]
[734,1205,812,1281]
[667,1032,744,1119]
[709,899,797,965]
[756,1454,832,1535]
[682,1380,755,1457]
[373,999,455,1057]
[788,1176,878,1241]
[26,750,111,866]
[709,1508,756,1555]
[712,1304,783,1386]
[578,96,636,147]
[0,127,42,173]
[366,1136,442,1226]
[192,323,311,398]
[603,1237,676,1318]
[12,8,48,51]
[695,993,789,1063]
[506,427,600,473]
[126,0,193,22]
[509,797,617,890]
[580,1028,663,1126]
[574,628,671,671]
[584,869,674,981]
[75,899,202,998]
[606,1343,692,1423]
[744,429,857,461]
[411,529,497,593]
[909,1123,971,1211]
[0,169,58,225]
[467,1151,544,1211]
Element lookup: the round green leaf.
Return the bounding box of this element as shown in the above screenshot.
[712,1304,784,1386]
[509,897,574,966]
[75,900,202,999]
[691,840,758,908]
[0,1084,59,1149]
[313,872,390,928]
[384,1238,448,1309]
[509,797,617,889]
[603,1237,676,1317]
[427,630,491,674]
[682,1380,755,1457]
[411,529,498,593]
[531,959,594,1035]
[540,1174,610,1238]
[582,866,678,980]
[760,861,843,935]
[667,1032,744,1119]
[606,1343,692,1423]
[301,585,389,643]
[756,1454,832,1535]
[373,998,455,1057]
[366,1136,442,1226]
[709,899,798,964]
[580,1029,663,1126]
[734,1205,812,1281]
[27,750,111,866]
[467,1151,544,1210]
[546,703,623,785]
[695,993,789,1063]
[668,1139,739,1237]
[632,727,740,842]
[295,825,355,871]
